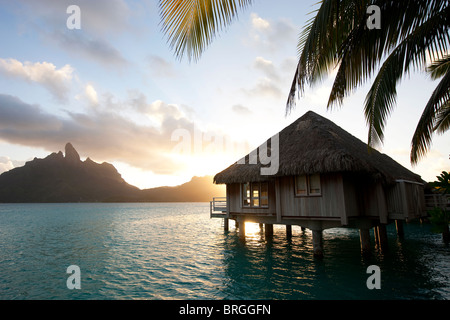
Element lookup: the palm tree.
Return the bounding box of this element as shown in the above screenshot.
[158,0,450,163]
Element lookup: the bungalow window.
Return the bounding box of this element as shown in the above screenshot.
[252,186,259,207]
[242,182,269,208]
[295,175,308,195]
[309,174,321,195]
[295,174,321,196]
[242,183,251,207]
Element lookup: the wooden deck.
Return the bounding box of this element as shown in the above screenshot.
[210,197,227,218]
[425,193,450,211]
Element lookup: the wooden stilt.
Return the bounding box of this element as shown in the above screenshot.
[265,224,273,238]
[235,221,239,230]
[259,223,264,231]
[224,218,229,232]
[395,220,404,238]
[377,224,388,251]
[359,228,371,255]
[312,230,323,258]
[238,221,245,239]
[286,225,292,239]
[374,226,380,246]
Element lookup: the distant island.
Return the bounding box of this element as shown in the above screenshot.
[0,143,225,203]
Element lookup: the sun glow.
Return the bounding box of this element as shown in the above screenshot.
[244,222,262,236]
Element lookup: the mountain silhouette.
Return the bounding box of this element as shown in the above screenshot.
[0,143,225,203]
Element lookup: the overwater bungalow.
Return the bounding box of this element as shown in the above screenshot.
[211,111,427,256]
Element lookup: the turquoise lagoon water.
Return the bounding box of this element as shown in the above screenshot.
[0,202,448,300]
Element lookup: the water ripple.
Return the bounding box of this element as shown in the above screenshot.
[0,203,448,300]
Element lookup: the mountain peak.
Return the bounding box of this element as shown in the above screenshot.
[65,142,80,164]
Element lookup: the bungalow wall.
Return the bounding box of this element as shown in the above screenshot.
[340,174,389,223]
[226,174,426,224]
[278,173,346,221]
[386,180,426,220]
[227,173,365,224]
[339,175,426,222]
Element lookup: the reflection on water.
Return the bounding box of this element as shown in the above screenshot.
[0,203,448,300]
[219,222,449,300]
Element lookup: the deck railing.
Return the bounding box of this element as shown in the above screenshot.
[425,194,450,211]
[210,197,227,218]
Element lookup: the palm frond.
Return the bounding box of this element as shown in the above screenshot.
[434,101,450,134]
[410,69,450,164]
[288,0,358,111]
[288,0,450,122]
[159,0,252,61]
[428,55,450,80]
[363,3,450,148]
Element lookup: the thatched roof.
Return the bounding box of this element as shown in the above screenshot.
[214,111,423,185]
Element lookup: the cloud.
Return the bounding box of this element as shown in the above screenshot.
[147,55,176,77]
[0,156,14,174]
[245,78,284,98]
[7,0,130,68]
[254,56,280,81]
[232,104,252,115]
[241,57,285,99]
[0,94,62,132]
[15,0,131,37]
[247,13,298,52]
[0,93,178,173]
[84,84,99,106]
[49,30,128,67]
[251,13,270,31]
[0,155,24,174]
[0,92,238,175]
[0,58,74,101]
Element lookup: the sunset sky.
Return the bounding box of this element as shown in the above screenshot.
[0,0,448,189]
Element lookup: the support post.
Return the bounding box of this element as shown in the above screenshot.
[395,220,404,238]
[259,223,264,232]
[286,225,292,239]
[265,224,273,238]
[374,226,380,246]
[238,220,245,240]
[359,228,371,255]
[224,218,229,232]
[377,224,388,252]
[312,230,323,258]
